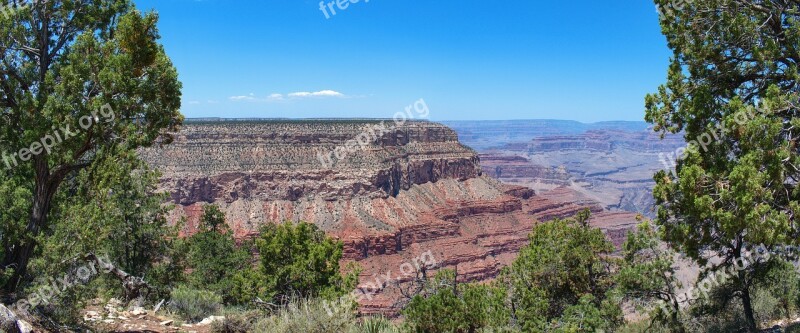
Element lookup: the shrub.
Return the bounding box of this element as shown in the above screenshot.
[502,210,621,332]
[210,309,262,333]
[617,320,671,333]
[250,297,355,333]
[184,205,251,303]
[352,317,404,333]
[168,286,222,323]
[753,287,782,326]
[229,221,359,306]
[403,270,510,333]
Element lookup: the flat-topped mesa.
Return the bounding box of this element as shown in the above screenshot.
[140,120,482,205]
[140,119,641,316]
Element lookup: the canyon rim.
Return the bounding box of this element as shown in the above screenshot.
[140,119,643,315]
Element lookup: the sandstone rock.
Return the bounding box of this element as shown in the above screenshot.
[0,304,33,333]
[0,304,20,333]
[446,120,686,218]
[141,120,642,315]
[131,306,147,316]
[83,310,102,322]
[198,315,225,325]
[160,319,174,326]
[16,320,32,333]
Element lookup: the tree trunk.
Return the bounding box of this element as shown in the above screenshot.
[741,285,757,332]
[3,158,53,292]
[670,298,685,333]
[732,241,757,332]
[83,253,152,300]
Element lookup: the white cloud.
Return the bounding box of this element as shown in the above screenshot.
[288,90,345,98]
[229,90,348,102]
[229,93,257,101]
[267,93,284,101]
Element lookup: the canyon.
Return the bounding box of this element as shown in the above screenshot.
[140,119,648,315]
[444,120,686,218]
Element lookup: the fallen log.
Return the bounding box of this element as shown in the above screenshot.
[82,253,152,300]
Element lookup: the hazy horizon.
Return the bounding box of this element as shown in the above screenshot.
[183,117,652,124]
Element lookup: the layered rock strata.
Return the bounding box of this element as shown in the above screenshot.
[445,120,686,217]
[141,120,640,315]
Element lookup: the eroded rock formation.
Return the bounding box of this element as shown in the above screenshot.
[141,120,640,315]
[445,120,686,217]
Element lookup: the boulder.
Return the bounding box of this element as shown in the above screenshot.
[0,304,31,333]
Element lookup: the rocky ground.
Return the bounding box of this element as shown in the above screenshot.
[80,298,221,333]
[1,300,222,333]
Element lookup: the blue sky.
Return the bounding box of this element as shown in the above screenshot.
[133,0,671,122]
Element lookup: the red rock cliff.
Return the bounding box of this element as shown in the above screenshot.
[140,120,639,315]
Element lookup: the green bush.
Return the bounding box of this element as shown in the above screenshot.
[184,205,252,303]
[617,320,671,333]
[503,210,621,332]
[753,287,782,326]
[229,221,359,306]
[168,286,222,323]
[403,270,511,333]
[787,323,800,333]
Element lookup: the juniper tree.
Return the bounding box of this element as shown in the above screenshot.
[503,210,622,332]
[617,221,685,333]
[647,0,800,330]
[0,0,182,291]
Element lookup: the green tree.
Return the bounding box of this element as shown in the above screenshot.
[503,210,621,332]
[755,256,800,323]
[230,221,357,305]
[554,294,612,333]
[617,221,685,333]
[42,149,184,295]
[0,173,31,290]
[17,150,181,324]
[184,205,250,303]
[403,270,511,333]
[0,0,182,291]
[646,0,800,330]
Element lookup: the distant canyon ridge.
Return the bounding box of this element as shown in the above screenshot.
[444,120,686,218]
[139,119,683,315]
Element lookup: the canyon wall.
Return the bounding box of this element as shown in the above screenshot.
[444,120,686,218]
[140,120,641,315]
